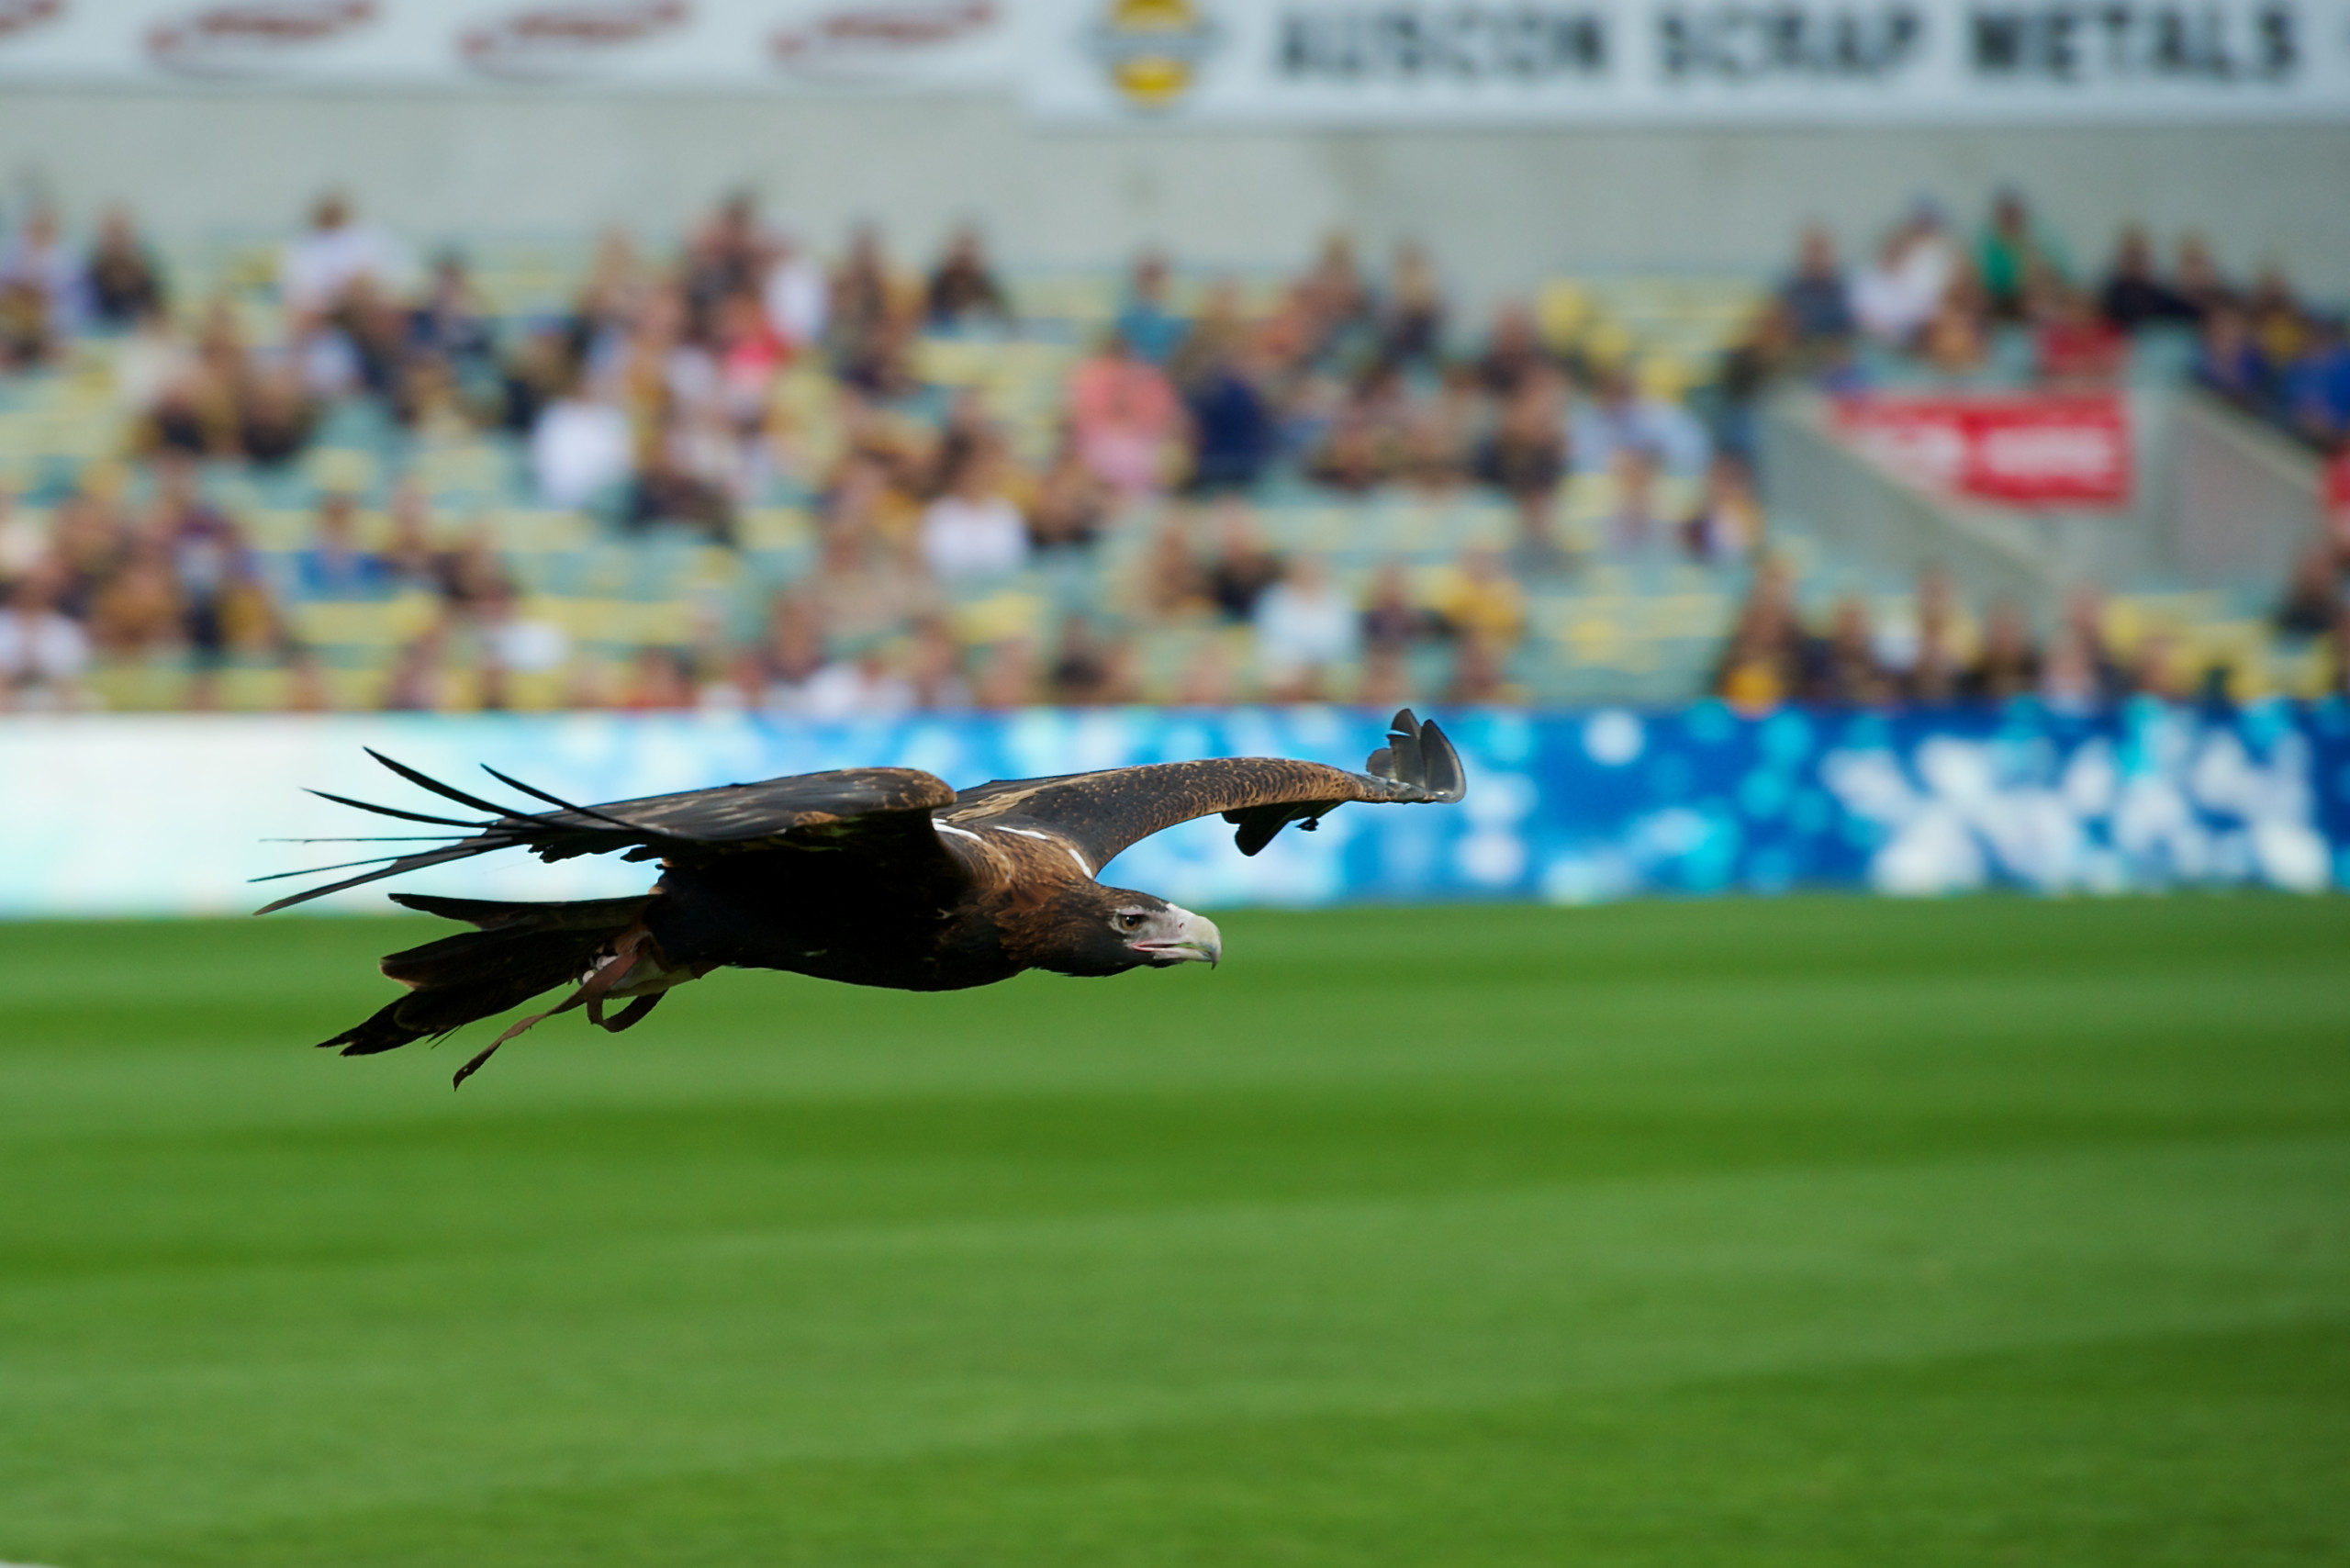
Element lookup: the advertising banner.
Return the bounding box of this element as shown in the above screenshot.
[1,0,2346,118]
[0,0,1012,87]
[1022,0,2350,124]
[0,700,2343,918]
[1831,392,2133,508]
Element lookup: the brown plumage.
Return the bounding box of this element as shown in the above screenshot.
[264,710,1465,1085]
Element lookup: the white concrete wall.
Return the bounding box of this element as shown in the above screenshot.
[3,89,2346,298]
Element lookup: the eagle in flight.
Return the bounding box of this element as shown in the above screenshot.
[263,711,1465,1085]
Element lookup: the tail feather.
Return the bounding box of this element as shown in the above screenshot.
[316,895,653,1059]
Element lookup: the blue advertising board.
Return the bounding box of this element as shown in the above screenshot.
[0,700,2344,917]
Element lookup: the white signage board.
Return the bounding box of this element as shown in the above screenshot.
[1021,0,2350,124]
[0,0,2344,118]
[0,0,1013,87]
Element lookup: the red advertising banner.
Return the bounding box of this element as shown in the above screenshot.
[1831,393,2132,509]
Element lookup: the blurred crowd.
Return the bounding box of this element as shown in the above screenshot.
[1751,188,2350,451]
[1716,563,2238,712]
[0,184,2344,714]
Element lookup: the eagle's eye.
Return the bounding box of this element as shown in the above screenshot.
[1116,911,1147,932]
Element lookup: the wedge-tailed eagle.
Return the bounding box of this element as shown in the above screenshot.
[263,710,1466,1085]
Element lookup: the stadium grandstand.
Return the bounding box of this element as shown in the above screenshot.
[2,184,2343,717]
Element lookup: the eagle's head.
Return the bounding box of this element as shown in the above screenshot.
[1036,884,1222,977]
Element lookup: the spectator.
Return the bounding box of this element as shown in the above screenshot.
[682,193,766,321]
[2285,317,2350,445]
[1919,285,1992,377]
[2275,540,2346,638]
[1976,189,2069,320]
[0,204,82,347]
[808,515,936,648]
[2247,266,2309,373]
[84,206,164,327]
[1182,341,1277,494]
[466,588,569,711]
[1136,518,1208,622]
[569,228,646,368]
[1115,252,1189,366]
[1850,207,1956,346]
[1397,369,1476,491]
[1712,556,1806,710]
[908,616,972,710]
[1048,613,1137,705]
[1360,563,1436,655]
[1381,241,1446,365]
[154,457,267,681]
[1298,231,1375,364]
[1309,407,1390,495]
[88,534,184,657]
[2039,622,2104,711]
[1962,602,2040,700]
[1681,453,1765,563]
[529,375,633,508]
[47,488,128,621]
[919,451,1029,577]
[1474,302,1546,397]
[1254,555,1358,700]
[1807,597,1897,706]
[332,275,419,405]
[113,303,195,420]
[1203,503,1282,621]
[2193,307,2266,405]
[926,227,1012,327]
[1445,633,1518,704]
[970,637,1039,710]
[381,627,453,711]
[1505,490,1573,580]
[751,591,827,710]
[0,563,93,710]
[761,229,829,353]
[2058,586,2128,703]
[238,363,316,467]
[1781,225,1854,345]
[619,646,700,712]
[1476,375,1566,500]
[1714,302,1790,460]
[2128,629,2191,702]
[1173,636,1238,705]
[1430,548,1526,652]
[2099,227,2193,331]
[383,482,456,599]
[829,223,899,365]
[1578,365,1709,477]
[1604,448,1666,553]
[925,388,996,499]
[279,193,405,322]
[408,252,494,373]
[2032,277,2125,384]
[293,489,391,599]
[1359,644,1412,710]
[1025,433,1113,552]
[795,639,912,719]
[0,488,38,583]
[627,441,736,545]
[1069,330,1181,498]
[1901,566,1967,704]
[2171,232,2234,320]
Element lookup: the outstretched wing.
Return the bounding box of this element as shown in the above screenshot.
[942,710,1465,872]
[256,754,959,913]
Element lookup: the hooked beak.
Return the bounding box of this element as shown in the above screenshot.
[1136,906,1222,968]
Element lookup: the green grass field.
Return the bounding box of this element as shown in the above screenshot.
[3,897,2347,1567]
